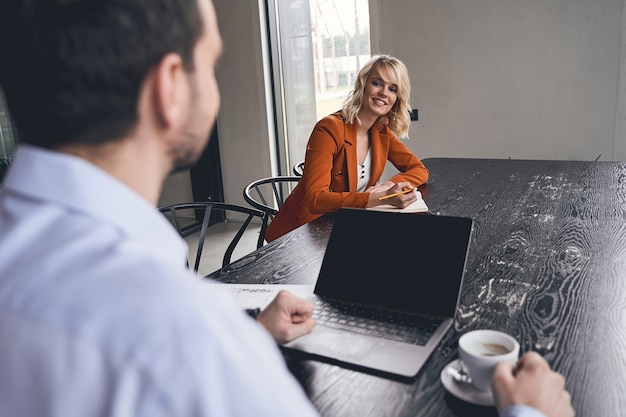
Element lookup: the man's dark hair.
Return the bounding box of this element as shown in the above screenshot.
[0,0,204,147]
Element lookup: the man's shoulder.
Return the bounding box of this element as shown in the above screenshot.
[2,258,240,367]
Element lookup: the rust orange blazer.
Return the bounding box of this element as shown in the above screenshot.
[265,112,429,242]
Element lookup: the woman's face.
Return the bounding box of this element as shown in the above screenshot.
[360,68,398,119]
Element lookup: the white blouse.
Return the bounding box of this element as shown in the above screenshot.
[357,147,372,192]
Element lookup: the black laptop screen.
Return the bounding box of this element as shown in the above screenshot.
[314,208,472,318]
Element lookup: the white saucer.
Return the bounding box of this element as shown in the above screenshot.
[440,359,495,406]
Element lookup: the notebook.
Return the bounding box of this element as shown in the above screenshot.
[282,208,473,380]
[367,190,429,213]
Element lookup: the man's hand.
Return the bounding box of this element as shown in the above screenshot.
[493,351,575,417]
[257,290,316,344]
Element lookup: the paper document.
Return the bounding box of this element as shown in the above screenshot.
[208,283,315,310]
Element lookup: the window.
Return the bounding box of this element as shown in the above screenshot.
[266,0,370,174]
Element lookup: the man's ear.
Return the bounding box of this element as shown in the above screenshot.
[151,53,189,129]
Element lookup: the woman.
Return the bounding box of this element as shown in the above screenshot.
[265,55,429,242]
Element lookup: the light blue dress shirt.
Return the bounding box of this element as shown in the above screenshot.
[0,145,320,417]
[500,404,547,417]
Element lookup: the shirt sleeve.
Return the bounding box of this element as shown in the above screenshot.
[499,404,547,417]
[385,133,429,186]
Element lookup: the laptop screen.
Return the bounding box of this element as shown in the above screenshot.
[314,208,473,318]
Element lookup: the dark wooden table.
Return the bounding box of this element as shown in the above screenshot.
[208,157,626,417]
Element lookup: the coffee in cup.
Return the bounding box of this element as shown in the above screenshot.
[458,329,520,391]
[481,342,512,356]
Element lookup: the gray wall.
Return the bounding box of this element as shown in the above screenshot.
[162,0,626,205]
[211,0,275,208]
[370,0,626,163]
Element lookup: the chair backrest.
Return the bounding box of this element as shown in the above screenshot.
[159,201,267,273]
[0,158,12,185]
[243,176,300,223]
[292,160,305,176]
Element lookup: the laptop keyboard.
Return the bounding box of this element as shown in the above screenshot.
[310,296,441,346]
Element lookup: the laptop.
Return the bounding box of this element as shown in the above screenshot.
[282,208,473,380]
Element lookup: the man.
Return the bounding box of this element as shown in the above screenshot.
[0,1,573,416]
[0,0,317,415]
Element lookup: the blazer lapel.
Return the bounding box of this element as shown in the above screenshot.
[344,122,358,191]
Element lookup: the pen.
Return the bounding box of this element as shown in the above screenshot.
[378,187,416,201]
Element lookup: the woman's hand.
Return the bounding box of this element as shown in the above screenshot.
[366,181,418,208]
[366,180,396,193]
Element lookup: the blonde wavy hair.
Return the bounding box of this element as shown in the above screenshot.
[341,55,412,138]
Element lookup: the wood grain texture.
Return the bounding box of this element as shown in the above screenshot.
[207,158,626,417]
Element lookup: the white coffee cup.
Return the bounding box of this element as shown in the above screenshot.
[458,329,520,391]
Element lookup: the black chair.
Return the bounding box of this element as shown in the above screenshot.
[159,201,267,272]
[0,157,12,185]
[243,176,300,225]
[292,160,305,176]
